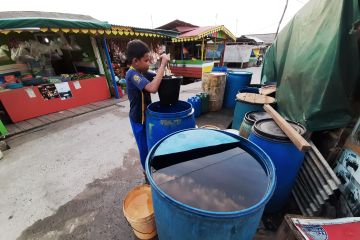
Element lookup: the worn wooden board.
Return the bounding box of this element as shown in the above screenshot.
[264,104,311,151]
[237,93,276,104]
[14,121,34,131]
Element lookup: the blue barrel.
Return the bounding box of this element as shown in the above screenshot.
[248,119,306,213]
[146,129,276,240]
[212,66,228,72]
[231,93,275,130]
[146,101,196,150]
[223,71,253,109]
[187,96,202,117]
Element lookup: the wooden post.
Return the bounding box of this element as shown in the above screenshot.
[181,42,184,60]
[201,37,205,61]
[220,39,226,66]
[213,37,217,61]
[264,104,311,152]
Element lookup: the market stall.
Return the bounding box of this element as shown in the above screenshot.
[103,25,176,92]
[0,11,112,122]
[167,24,236,78]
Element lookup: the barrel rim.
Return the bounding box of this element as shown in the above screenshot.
[227,71,253,76]
[161,75,183,81]
[145,128,276,218]
[252,119,307,142]
[147,100,193,119]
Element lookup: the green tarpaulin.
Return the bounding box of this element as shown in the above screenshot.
[0,11,111,29]
[261,0,360,131]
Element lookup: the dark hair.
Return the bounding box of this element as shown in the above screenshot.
[126,39,150,62]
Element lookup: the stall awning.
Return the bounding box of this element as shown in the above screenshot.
[0,11,111,34]
[172,25,236,42]
[108,25,176,38]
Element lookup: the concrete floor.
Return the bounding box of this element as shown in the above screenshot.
[0,67,266,240]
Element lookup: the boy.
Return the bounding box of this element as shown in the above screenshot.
[126,39,170,171]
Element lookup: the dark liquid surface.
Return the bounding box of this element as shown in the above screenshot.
[151,146,269,212]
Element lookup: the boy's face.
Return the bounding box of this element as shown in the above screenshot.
[133,53,150,72]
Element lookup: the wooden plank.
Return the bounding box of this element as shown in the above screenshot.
[50,112,67,121]
[44,113,63,122]
[25,118,45,128]
[260,85,276,95]
[237,93,275,104]
[92,100,110,108]
[6,124,21,135]
[77,105,94,113]
[68,106,91,115]
[37,115,52,124]
[264,104,311,152]
[84,104,99,110]
[14,121,33,131]
[58,110,76,118]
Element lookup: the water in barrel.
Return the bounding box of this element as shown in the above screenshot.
[151,143,269,212]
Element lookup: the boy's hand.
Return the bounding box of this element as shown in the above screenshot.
[160,54,170,66]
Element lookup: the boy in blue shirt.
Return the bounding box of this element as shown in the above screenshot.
[126,39,170,171]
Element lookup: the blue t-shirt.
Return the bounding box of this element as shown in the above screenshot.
[126,67,156,123]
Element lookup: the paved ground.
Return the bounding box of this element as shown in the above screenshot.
[0,67,266,240]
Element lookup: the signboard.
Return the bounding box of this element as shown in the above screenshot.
[223,45,253,63]
[292,217,360,240]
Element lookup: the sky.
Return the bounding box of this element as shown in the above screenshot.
[2,0,310,36]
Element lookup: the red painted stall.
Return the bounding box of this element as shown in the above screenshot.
[0,76,110,123]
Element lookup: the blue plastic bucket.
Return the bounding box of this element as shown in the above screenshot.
[223,71,252,109]
[187,96,202,117]
[146,101,196,150]
[212,66,228,72]
[248,119,306,213]
[146,129,276,240]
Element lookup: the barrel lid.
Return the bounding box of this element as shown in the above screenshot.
[245,111,271,124]
[153,129,239,157]
[236,92,276,104]
[253,119,306,141]
[228,71,253,76]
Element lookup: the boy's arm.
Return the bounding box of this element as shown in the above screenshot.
[144,54,170,93]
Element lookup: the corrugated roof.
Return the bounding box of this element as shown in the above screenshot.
[174,25,236,41]
[175,26,197,34]
[157,19,198,31]
[178,26,216,38]
[245,33,276,45]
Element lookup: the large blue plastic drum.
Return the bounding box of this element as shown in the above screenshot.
[248,119,306,213]
[223,71,252,109]
[146,129,276,240]
[146,101,195,150]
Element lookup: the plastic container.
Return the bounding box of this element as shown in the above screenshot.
[5,82,23,89]
[231,93,275,130]
[158,75,183,105]
[187,96,202,117]
[223,71,253,109]
[212,66,228,72]
[248,119,306,213]
[145,129,276,240]
[196,92,209,113]
[239,111,271,138]
[146,101,196,150]
[123,184,157,239]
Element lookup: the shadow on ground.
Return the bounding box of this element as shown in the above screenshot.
[18,148,144,240]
